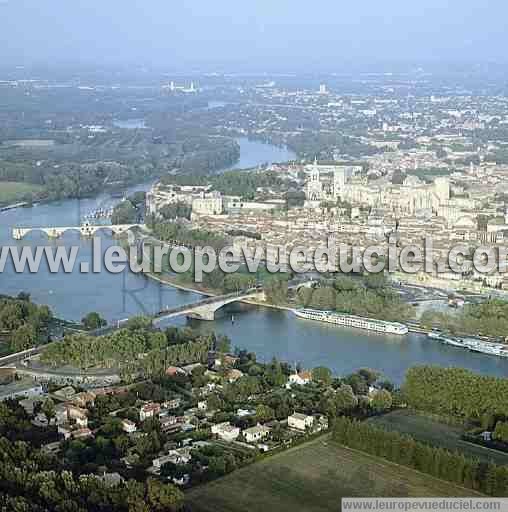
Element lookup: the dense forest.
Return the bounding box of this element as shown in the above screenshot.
[0,294,53,353]
[40,322,223,381]
[0,432,184,511]
[0,135,239,205]
[333,417,508,496]
[403,366,508,420]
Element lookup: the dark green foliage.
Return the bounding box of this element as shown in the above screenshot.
[403,366,508,420]
[40,327,215,377]
[0,294,53,352]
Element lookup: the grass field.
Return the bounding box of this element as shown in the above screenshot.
[0,181,42,204]
[186,436,480,512]
[368,410,508,465]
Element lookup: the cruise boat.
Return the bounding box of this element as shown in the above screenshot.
[294,309,409,335]
[461,338,508,358]
[427,332,508,358]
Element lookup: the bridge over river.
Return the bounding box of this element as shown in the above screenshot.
[12,223,145,240]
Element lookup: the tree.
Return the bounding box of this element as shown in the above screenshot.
[264,276,288,305]
[112,200,138,224]
[358,368,380,386]
[41,398,56,425]
[335,385,358,414]
[371,389,393,413]
[310,287,336,310]
[146,478,184,511]
[124,316,153,331]
[255,404,275,423]
[297,287,313,307]
[494,421,508,443]
[215,335,231,353]
[10,324,37,352]
[81,312,107,330]
[312,366,332,386]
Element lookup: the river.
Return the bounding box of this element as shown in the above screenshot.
[1,138,508,384]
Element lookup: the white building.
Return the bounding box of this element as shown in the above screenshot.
[243,424,271,443]
[211,422,241,442]
[192,191,224,216]
[288,413,314,431]
[139,403,160,421]
[121,419,137,433]
[288,370,312,386]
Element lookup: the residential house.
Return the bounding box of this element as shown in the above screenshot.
[211,422,240,442]
[121,419,137,434]
[72,391,96,408]
[165,366,185,377]
[243,424,271,443]
[67,405,88,428]
[53,386,76,401]
[164,397,182,410]
[288,412,314,431]
[237,408,255,418]
[288,370,312,386]
[159,415,180,432]
[57,424,72,440]
[54,403,69,425]
[72,427,93,440]
[140,403,161,421]
[226,369,244,383]
[152,448,192,469]
[181,363,203,375]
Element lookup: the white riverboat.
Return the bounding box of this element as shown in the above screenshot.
[294,309,409,335]
[427,332,508,357]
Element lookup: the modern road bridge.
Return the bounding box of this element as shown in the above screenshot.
[152,290,262,323]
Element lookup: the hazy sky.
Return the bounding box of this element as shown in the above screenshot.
[1,0,507,70]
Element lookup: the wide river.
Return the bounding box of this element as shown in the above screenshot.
[1,138,507,384]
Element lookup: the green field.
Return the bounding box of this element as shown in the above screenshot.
[186,436,480,512]
[368,410,508,465]
[0,181,42,204]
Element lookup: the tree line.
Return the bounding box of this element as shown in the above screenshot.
[333,417,508,496]
[40,323,217,378]
[403,366,508,420]
[420,299,508,338]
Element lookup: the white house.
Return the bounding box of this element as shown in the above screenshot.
[121,419,137,433]
[243,424,271,443]
[288,412,314,431]
[288,370,312,386]
[66,405,88,428]
[139,403,161,421]
[197,400,207,411]
[237,408,255,418]
[211,422,240,442]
